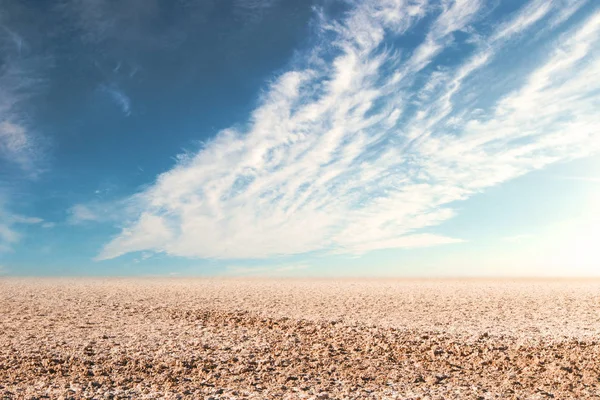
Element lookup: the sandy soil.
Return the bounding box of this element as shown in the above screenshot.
[1,278,599,399]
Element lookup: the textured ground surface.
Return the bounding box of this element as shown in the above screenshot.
[1,278,599,399]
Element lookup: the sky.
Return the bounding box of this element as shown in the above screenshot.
[1,0,599,277]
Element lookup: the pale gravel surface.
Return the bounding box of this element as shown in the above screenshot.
[1,278,599,399]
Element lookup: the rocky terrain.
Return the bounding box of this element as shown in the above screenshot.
[1,278,599,399]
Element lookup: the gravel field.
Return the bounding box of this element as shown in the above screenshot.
[1,278,599,399]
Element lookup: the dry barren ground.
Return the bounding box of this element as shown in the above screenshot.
[1,278,599,399]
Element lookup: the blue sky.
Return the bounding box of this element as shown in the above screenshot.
[1,0,599,277]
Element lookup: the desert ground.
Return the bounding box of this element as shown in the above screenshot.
[0,278,599,399]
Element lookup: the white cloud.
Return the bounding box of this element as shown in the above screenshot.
[0,15,50,252]
[233,0,281,26]
[98,1,600,261]
[0,121,31,165]
[68,199,137,226]
[132,251,154,263]
[100,84,131,116]
[548,0,589,29]
[0,109,40,176]
[10,215,43,224]
[95,213,173,260]
[0,23,44,174]
[0,224,19,253]
[0,199,44,252]
[68,204,101,224]
[490,0,553,43]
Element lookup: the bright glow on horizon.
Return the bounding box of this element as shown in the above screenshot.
[551,216,600,273]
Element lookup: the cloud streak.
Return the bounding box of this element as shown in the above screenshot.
[0,14,49,254]
[68,204,102,225]
[0,25,43,174]
[0,198,44,253]
[97,0,600,261]
[100,84,132,116]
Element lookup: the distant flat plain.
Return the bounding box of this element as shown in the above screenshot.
[1,278,599,399]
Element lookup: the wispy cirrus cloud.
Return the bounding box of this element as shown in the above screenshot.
[0,26,43,174]
[0,121,35,170]
[67,204,101,224]
[233,0,281,25]
[68,200,135,226]
[0,224,19,254]
[100,84,131,116]
[0,198,44,253]
[1,14,48,253]
[97,0,600,261]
